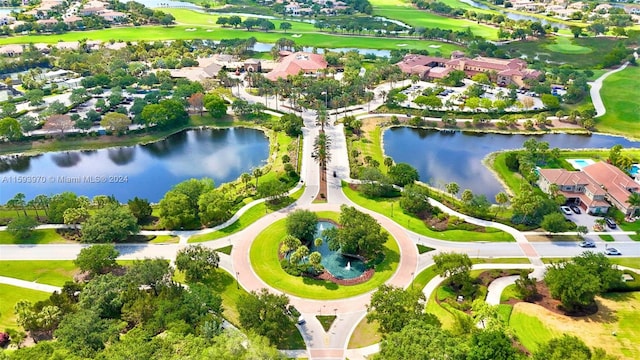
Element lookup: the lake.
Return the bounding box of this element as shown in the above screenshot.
[0,128,269,203]
[383,128,640,201]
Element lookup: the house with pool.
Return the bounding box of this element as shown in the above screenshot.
[537,161,640,216]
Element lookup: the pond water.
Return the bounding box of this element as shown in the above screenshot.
[383,128,640,202]
[0,128,269,203]
[456,0,567,29]
[251,42,392,58]
[311,221,365,280]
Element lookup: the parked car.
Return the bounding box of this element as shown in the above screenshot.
[570,205,581,214]
[297,316,306,325]
[605,218,617,229]
[605,247,621,256]
[560,206,573,215]
[578,241,595,248]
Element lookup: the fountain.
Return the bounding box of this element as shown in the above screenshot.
[346,261,351,271]
[311,221,365,280]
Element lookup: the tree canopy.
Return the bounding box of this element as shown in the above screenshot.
[324,205,387,258]
[81,203,140,243]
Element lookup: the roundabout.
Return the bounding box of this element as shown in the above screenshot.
[248,211,400,300]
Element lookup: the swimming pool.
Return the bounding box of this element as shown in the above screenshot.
[630,164,640,177]
[566,159,595,170]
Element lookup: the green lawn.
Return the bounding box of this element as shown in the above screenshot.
[370,0,499,40]
[509,309,556,352]
[503,37,622,68]
[249,214,399,300]
[0,229,71,245]
[316,315,336,331]
[149,235,179,244]
[342,182,515,242]
[500,283,521,303]
[472,257,530,265]
[545,36,592,54]
[0,260,77,286]
[596,65,640,138]
[189,186,304,243]
[347,317,382,349]
[0,284,51,330]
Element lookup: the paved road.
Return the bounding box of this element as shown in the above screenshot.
[3,77,640,359]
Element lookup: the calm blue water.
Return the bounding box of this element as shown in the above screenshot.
[0,128,269,203]
[311,221,365,280]
[384,128,640,201]
[631,165,639,177]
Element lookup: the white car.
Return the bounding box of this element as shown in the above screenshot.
[560,206,572,215]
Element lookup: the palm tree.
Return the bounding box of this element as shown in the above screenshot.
[313,133,331,169]
[495,192,509,218]
[384,157,394,170]
[252,168,263,188]
[446,182,460,201]
[628,192,640,216]
[241,172,252,189]
[27,199,40,219]
[10,193,27,217]
[34,194,50,217]
[316,107,328,131]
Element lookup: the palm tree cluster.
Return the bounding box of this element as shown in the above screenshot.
[313,133,331,169]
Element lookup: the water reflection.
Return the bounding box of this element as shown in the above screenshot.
[384,128,640,202]
[50,152,82,168]
[107,147,136,166]
[0,155,33,173]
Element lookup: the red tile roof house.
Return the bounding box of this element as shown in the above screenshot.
[265,52,328,81]
[537,162,640,215]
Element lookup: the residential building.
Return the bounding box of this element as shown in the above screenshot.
[538,168,610,214]
[265,51,328,81]
[97,10,126,22]
[0,15,15,26]
[537,162,640,215]
[0,44,23,57]
[168,57,222,82]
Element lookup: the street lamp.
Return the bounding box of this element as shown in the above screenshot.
[235,271,240,289]
[391,203,393,217]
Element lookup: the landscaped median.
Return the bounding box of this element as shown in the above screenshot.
[249,211,400,300]
[342,182,514,242]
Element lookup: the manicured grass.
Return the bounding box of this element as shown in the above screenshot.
[411,264,439,291]
[350,120,385,172]
[496,304,513,323]
[503,37,622,68]
[217,245,233,255]
[0,260,77,286]
[425,287,456,329]
[488,152,527,195]
[472,257,530,265]
[0,284,51,330]
[499,283,521,303]
[509,305,557,352]
[0,23,463,53]
[0,229,71,245]
[596,66,640,138]
[347,317,382,349]
[249,214,400,300]
[608,258,640,270]
[316,315,336,331]
[342,182,515,242]
[510,293,640,359]
[149,235,179,244]
[599,235,615,242]
[189,186,304,243]
[545,36,592,54]
[417,244,435,254]
[371,3,499,40]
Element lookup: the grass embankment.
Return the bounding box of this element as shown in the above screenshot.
[342,183,514,242]
[0,229,71,245]
[0,260,77,286]
[189,186,304,243]
[509,293,640,359]
[596,65,640,139]
[0,284,51,330]
[250,213,400,300]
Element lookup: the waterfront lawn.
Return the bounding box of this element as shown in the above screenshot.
[0,284,51,330]
[189,186,304,243]
[348,119,385,173]
[342,182,515,242]
[503,37,621,68]
[249,215,399,300]
[0,260,77,286]
[596,65,640,138]
[0,229,71,245]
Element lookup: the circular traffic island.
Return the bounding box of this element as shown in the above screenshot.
[250,210,400,300]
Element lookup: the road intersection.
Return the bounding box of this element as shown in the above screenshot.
[1,77,639,359]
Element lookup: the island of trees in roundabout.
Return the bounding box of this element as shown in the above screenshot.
[250,206,399,299]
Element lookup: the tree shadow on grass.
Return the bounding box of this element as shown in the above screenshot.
[302,277,339,290]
